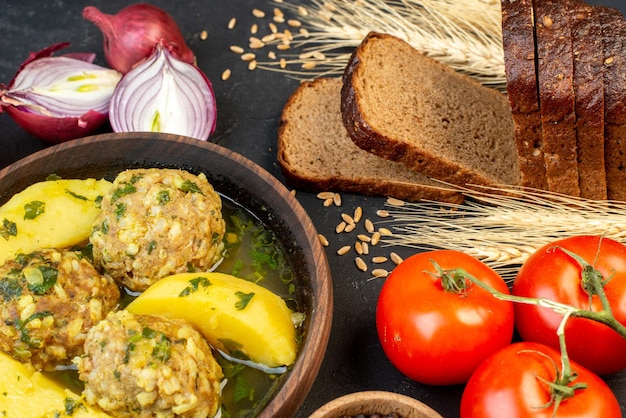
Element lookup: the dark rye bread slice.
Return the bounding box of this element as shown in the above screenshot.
[501,0,548,190]
[277,78,463,203]
[599,7,626,201]
[535,0,580,196]
[341,32,520,189]
[570,3,607,200]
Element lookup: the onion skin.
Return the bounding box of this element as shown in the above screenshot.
[109,43,216,140]
[0,42,119,143]
[83,3,195,74]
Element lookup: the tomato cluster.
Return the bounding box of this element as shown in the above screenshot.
[375,236,626,417]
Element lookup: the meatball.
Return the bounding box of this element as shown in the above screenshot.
[75,310,223,418]
[0,248,120,370]
[90,168,226,291]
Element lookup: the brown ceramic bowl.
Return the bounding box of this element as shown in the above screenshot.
[309,391,444,418]
[0,132,333,418]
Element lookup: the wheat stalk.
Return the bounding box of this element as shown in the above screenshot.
[255,0,506,89]
[379,185,626,279]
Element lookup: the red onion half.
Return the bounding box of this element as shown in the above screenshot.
[0,42,122,143]
[83,4,195,74]
[109,43,216,140]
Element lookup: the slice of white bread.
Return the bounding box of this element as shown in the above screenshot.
[277,77,463,203]
[341,32,520,188]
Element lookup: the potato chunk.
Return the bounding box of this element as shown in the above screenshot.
[0,351,111,417]
[127,272,298,368]
[0,178,112,263]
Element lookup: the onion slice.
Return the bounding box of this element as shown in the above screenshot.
[0,42,122,143]
[109,44,216,140]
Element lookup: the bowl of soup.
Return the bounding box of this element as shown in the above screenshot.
[0,132,333,418]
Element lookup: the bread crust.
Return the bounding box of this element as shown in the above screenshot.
[535,0,580,196]
[341,32,518,189]
[600,7,626,201]
[502,0,548,190]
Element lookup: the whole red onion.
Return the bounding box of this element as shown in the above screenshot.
[83,3,195,74]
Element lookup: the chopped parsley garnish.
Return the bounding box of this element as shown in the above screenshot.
[147,240,157,255]
[0,219,17,240]
[0,278,22,301]
[156,190,170,205]
[234,291,255,310]
[180,180,204,195]
[126,327,171,364]
[111,183,136,202]
[18,311,53,347]
[23,200,45,220]
[25,265,58,295]
[179,276,211,297]
[114,203,126,220]
[65,190,87,201]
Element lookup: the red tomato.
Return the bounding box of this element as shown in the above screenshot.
[513,235,626,375]
[375,250,514,385]
[460,342,622,418]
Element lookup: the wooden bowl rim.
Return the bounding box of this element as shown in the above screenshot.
[309,391,444,418]
[0,132,333,418]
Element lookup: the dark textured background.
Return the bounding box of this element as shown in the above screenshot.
[1,1,625,417]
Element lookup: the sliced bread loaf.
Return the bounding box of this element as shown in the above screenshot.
[599,6,626,201]
[277,77,463,203]
[501,0,547,190]
[341,32,519,189]
[570,3,607,200]
[535,0,580,196]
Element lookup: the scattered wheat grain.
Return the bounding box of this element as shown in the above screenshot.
[372,256,388,264]
[274,7,284,18]
[341,213,355,225]
[390,252,403,265]
[200,30,208,40]
[302,62,317,69]
[387,197,405,207]
[241,52,256,61]
[378,227,393,236]
[371,231,381,246]
[336,221,347,233]
[249,37,265,49]
[228,17,236,29]
[345,223,356,233]
[357,234,371,243]
[317,192,335,200]
[355,257,368,271]
[323,198,333,207]
[248,60,257,70]
[277,44,291,50]
[262,34,276,43]
[288,19,302,27]
[279,58,287,68]
[337,245,351,256]
[267,50,277,59]
[364,219,375,233]
[297,5,308,16]
[362,242,370,255]
[354,207,363,223]
[251,23,259,34]
[333,193,342,206]
[371,268,389,278]
[299,28,310,37]
[230,45,245,54]
[318,234,329,247]
[269,22,278,33]
[221,69,231,81]
[376,210,390,218]
[274,15,285,23]
[252,8,266,18]
[355,241,364,255]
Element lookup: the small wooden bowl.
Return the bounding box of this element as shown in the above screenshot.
[309,391,444,418]
[0,132,333,418]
